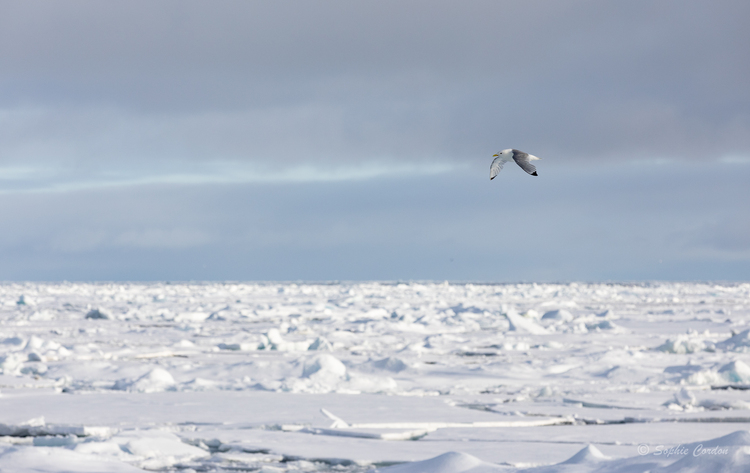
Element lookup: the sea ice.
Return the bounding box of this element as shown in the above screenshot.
[505,307,547,334]
[716,328,750,352]
[0,281,749,471]
[658,335,708,354]
[378,451,505,473]
[717,360,750,383]
[114,367,176,393]
[85,308,110,320]
[541,309,573,322]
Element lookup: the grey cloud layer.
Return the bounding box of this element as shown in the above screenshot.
[1,161,747,281]
[1,0,749,183]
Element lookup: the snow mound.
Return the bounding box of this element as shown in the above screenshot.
[302,354,347,379]
[585,320,621,331]
[259,328,310,351]
[85,308,110,320]
[686,360,750,386]
[664,387,698,409]
[685,369,725,385]
[16,295,36,306]
[280,354,398,394]
[657,336,707,354]
[716,329,750,352]
[559,444,609,464]
[307,337,332,351]
[653,430,750,473]
[174,311,210,323]
[697,430,750,446]
[542,309,573,322]
[674,387,697,407]
[114,368,176,393]
[505,308,547,334]
[718,360,750,384]
[0,353,25,374]
[526,430,750,472]
[373,357,409,372]
[377,451,504,473]
[181,377,222,391]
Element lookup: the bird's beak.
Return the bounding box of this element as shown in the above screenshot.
[492,154,498,157]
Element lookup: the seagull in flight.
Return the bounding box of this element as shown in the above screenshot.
[490,149,541,180]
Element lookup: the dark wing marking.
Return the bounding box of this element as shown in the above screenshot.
[512,149,538,176]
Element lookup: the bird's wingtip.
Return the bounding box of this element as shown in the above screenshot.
[531,171,538,176]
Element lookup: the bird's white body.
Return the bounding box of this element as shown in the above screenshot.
[497,149,540,161]
[490,149,541,179]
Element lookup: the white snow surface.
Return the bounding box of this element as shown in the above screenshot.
[1,281,750,472]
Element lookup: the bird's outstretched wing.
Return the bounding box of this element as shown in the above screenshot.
[512,149,538,176]
[490,155,509,180]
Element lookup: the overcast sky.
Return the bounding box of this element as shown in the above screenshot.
[1,1,748,281]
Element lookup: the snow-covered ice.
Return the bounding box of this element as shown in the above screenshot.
[1,281,750,471]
